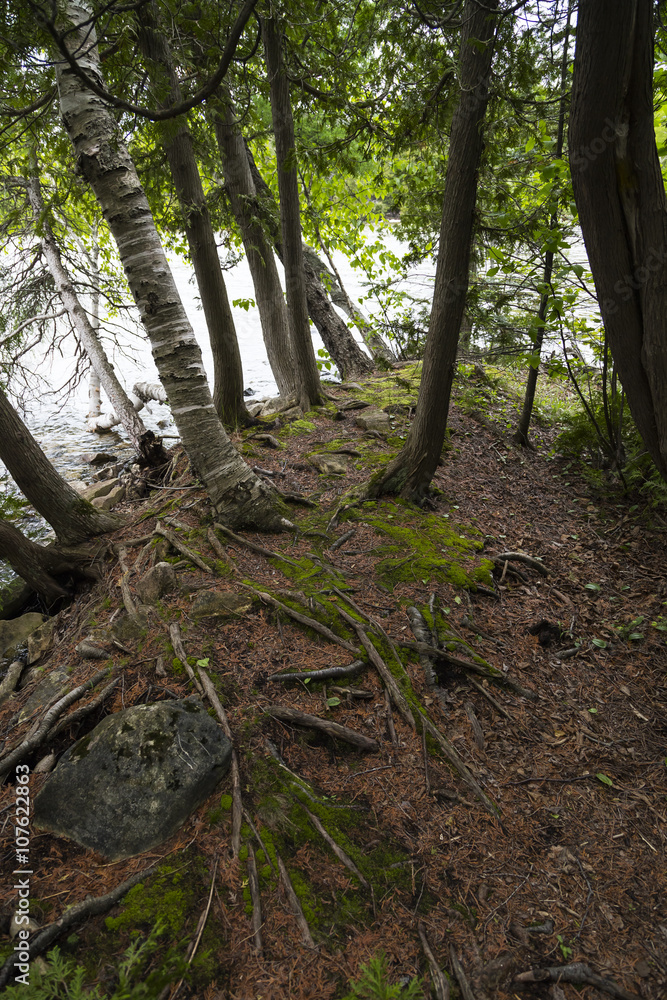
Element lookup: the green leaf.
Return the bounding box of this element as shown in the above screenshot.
[327,697,341,707]
[196,658,209,668]
[596,772,613,787]
[585,583,601,591]
[591,638,607,648]
[588,707,598,713]
[525,136,536,153]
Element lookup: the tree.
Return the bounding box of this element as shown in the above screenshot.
[24,171,168,465]
[569,0,667,480]
[136,4,253,429]
[55,0,288,529]
[262,13,323,409]
[366,0,499,501]
[212,88,297,398]
[0,385,121,546]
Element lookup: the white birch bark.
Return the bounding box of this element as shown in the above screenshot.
[26,176,152,454]
[55,1,289,529]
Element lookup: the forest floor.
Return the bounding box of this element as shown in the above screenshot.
[0,362,666,1000]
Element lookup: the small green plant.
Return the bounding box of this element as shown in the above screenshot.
[557,934,574,961]
[341,952,423,1000]
[2,923,185,998]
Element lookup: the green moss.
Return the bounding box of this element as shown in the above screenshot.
[284,417,317,435]
[350,501,489,591]
[219,793,233,811]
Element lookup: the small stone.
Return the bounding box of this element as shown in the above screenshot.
[634,960,651,978]
[75,640,109,660]
[0,612,46,660]
[27,617,58,665]
[309,454,347,475]
[136,562,179,605]
[91,483,126,509]
[354,407,391,432]
[81,451,117,466]
[81,478,119,501]
[191,591,254,619]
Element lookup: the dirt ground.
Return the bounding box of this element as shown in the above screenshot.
[1,366,665,999]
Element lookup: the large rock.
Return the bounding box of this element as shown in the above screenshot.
[0,613,45,660]
[354,407,391,432]
[33,699,232,860]
[27,617,58,665]
[136,562,179,605]
[191,591,253,619]
[91,483,125,510]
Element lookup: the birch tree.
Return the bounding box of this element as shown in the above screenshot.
[54,0,289,530]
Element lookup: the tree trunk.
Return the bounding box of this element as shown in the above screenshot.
[244,142,374,380]
[301,256,374,380]
[26,175,168,467]
[0,387,121,544]
[366,0,499,500]
[302,243,395,367]
[0,517,94,603]
[212,91,296,397]
[514,1,572,447]
[569,0,667,478]
[55,0,288,530]
[262,15,323,409]
[136,6,252,429]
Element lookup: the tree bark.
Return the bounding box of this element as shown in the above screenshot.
[0,517,94,602]
[136,6,252,429]
[26,174,168,467]
[262,15,323,408]
[212,90,296,397]
[0,387,121,544]
[569,0,667,478]
[366,0,499,500]
[514,1,572,447]
[56,0,289,530]
[244,141,374,380]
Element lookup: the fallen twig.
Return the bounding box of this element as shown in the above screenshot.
[492,551,549,576]
[198,667,242,857]
[329,527,357,552]
[213,522,301,567]
[0,863,157,988]
[169,623,204,695]
[270,661,365,683]
[0,667,114,779]
[117,546,141,622]
[265,704,379,752]
[385,689,398,750]
[407,607,438,688]
[155,522,213,574]
[276,852,317,949]
[303,805,368,886]
[468,678,512,720]
[47,679,119,739]
[338,608,416,729]
[396,638,536,700]
[165,859,219,1000]
[514,963,639,1000]
[449,946,476,1000]
[418,921,450,1000]
[246,845,263,954]
[244,587,360,655]
[422,715,499,817]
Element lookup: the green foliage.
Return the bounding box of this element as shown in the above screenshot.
[1,924,185,998]
[341,952,424,1000]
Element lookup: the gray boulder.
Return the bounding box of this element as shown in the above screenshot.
[33,699,232,861]
[136,562,179,605]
